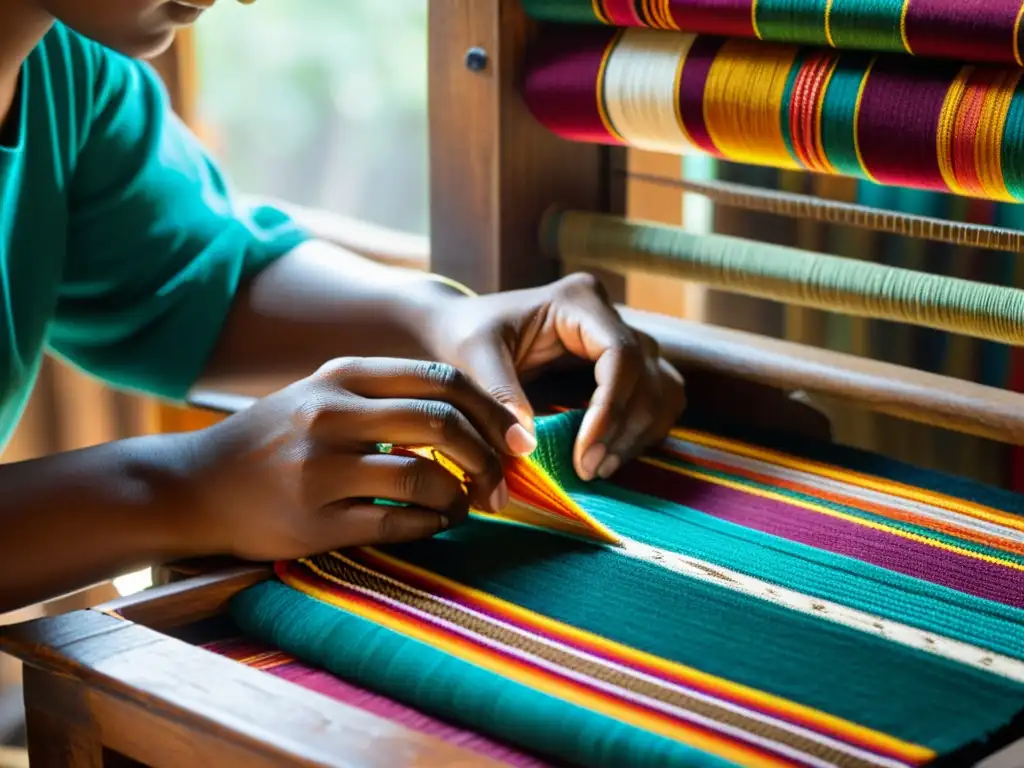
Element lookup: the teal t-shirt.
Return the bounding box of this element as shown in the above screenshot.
[0,23,308,447]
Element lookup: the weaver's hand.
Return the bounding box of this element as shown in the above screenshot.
[181,358,537,562]
[426,273,687,482]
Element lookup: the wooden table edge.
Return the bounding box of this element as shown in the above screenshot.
[0,581,499,767]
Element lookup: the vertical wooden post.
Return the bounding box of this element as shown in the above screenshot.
[428,0,625,297]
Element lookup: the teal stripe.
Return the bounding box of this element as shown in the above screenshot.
[755,0,831,45]
[820,52,873,176]
[1001,77,1024,201]
[519,0,603,24]
[231,580,743,768]
[382,519,1024,753]
[531,413,1024,657]
[827,0,906,52]
[652,451,1024,567]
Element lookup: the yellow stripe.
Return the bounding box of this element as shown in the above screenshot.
[591,0,609,25]
[1014,2,1024,67]
[285,562,792,768]
[327,550,932,762]
[662,0,680,30]
[823,0,836,48]
[702,39,802,170]
[671,427,1024,532]
[641,456,1024,574]
[751,0,762,39]
[935,66,973,198]
[898,0,913,54]
[852,56,879,183]
[977,69,1021,202]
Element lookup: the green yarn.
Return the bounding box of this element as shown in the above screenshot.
[819,52,873,177]
[826,0,906,52]
[754,0,831,46]
[552,211,1024,345]
[518,0,601,25]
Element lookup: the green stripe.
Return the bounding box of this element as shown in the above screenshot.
[819,51,873,176]
[827,0,906,52]
[1000,77,1024,201]
[755,0,831,45]
[519,0,604,24]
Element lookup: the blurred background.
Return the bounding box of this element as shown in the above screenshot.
[195,0,430,235]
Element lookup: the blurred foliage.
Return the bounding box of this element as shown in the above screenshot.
[194,0,429,233]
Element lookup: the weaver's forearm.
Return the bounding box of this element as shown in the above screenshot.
[0,433,201,614]
[201,239,463,385]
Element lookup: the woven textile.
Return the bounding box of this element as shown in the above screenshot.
[520,0,1024,66]
[230,411,1024,767]
[522,26,1024,202]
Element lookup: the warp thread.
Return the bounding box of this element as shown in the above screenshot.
[546,208,1024,344]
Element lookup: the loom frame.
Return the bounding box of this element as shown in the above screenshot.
[6,0,1024,765]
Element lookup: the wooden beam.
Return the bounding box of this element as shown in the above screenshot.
[428,0,625,296]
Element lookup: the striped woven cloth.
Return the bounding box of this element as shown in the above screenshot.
[229,410,1024,767]
[520,0,1024,67]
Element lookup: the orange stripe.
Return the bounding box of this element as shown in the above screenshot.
[344,550,931,763]
[659,446,1024,557]
[671,427,1024,533]
[282,564,794,767]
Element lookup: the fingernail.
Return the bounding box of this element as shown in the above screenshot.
[489,480,509,513]
[580,444,606,481]
[597,454,621,479]
[505,424,537,456]
[438,514,450,530]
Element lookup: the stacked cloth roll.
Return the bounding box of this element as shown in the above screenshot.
[520,1,1024,202]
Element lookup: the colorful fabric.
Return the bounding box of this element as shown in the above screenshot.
[522,26,1024,202]
[521,0,1024,67]
[230,410,1024,767]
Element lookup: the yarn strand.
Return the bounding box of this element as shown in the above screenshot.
[544,209,1024,345]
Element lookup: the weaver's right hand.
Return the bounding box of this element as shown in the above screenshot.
[177,357,537,562]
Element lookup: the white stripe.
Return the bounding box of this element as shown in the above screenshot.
[664,436,1024,546]
[612,537,1024,683]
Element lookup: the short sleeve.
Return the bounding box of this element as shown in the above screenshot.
[49,41,309,400]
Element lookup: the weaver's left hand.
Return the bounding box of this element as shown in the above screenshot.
[426,273,686,481]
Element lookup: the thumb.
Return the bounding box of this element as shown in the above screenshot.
[459,338,536,437]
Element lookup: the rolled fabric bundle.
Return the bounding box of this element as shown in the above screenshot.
[520,0,1024,67]
[522,26,1024,202]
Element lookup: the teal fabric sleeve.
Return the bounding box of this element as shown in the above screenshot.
[49,40,309,400]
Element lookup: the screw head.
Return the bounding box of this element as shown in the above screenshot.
[465,47,488,72]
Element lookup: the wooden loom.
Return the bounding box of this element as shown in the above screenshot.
[7,1,1024,765]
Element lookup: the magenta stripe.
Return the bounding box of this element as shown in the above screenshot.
[677,35,725,155]
[613,461,1024,608]
[522,26,624,145]
[209,639,550,767]
[602,0,643,26]
[904,0,1024,64]
[669,0,759,37]
[855,56,962,191]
